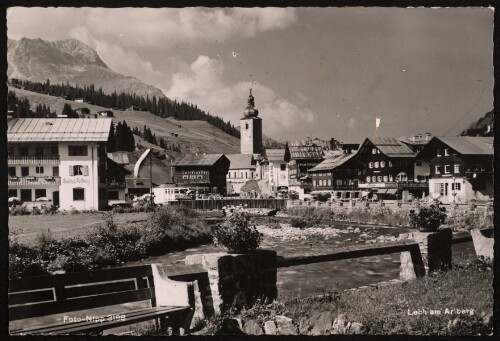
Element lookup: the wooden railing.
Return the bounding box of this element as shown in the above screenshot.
[276,240,420,268]
[8,155,60,165]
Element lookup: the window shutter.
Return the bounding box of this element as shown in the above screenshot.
[69,166,74,176]
[83,166,89,176]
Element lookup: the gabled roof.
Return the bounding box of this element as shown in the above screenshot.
[265,149,285,162]
[418,136,494,158]
[289,145,324,159]
[107,152,130,164]
[309,152,357,172]
[226,154,256,169]
[7,118,112,142]
[426,136,493,155]
[174,153,225,166]
[360,137,415,158]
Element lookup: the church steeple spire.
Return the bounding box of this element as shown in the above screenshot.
[244,88,259,117]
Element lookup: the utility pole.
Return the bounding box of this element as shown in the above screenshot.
[150,151,154,206]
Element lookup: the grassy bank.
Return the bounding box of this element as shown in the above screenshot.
[204,254,492,336]
[9,206,212,278]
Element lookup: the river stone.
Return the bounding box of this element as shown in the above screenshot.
[348,322,368,334]
[308,311,335,335]
[332,314,349,334]
[275,316,297,335]
[354,228,360,233]
[264,320,278,335]
[220,318,244,335]
[243,319,264,335]
[298,316,312,335]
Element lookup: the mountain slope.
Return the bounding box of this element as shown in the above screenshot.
[9,86,240,155]
[8,37,165,99]
[461,110,493,136]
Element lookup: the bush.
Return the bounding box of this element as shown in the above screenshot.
[9,205,212,277]
[409,204,447,232]
[290,217,310,229]
[212,212,262,253]
[316,193,331,202]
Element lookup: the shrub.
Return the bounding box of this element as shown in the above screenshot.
[266,218,282,229]
[31,206,42,215]
[212,212,262,253]
[316,193,331,202]
[290,217,310,229]
[409,204,447,232]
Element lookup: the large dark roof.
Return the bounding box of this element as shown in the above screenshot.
[174,153,225,166]
[429,136,493,155]
[309,152,357,172]
[360,137,415,158]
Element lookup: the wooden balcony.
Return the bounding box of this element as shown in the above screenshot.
[8,155,60,165]
[8,176,61,186]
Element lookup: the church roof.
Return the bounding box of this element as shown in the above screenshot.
[226,154,256,169]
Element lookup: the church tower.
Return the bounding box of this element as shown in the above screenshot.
[240,89,263,155]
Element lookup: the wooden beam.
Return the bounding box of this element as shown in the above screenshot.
[276,241,420,268]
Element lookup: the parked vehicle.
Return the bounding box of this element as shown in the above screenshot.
[152,187,194,204]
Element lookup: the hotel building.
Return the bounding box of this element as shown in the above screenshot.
[7,118,112,210]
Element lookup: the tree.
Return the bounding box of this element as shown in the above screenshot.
[62,103,76,118]
[107,122,116,152]
[284,142,291,163]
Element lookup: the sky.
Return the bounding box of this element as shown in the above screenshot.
[7,7,494,143]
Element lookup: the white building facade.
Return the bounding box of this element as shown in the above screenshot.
[8,118,111,210]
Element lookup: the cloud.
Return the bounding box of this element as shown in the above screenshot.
[79,8,297,49]
[347,118,357,129]
[166,55,315,137]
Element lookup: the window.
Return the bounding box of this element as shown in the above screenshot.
[313,180,317,186]
[52,166,59,177]
[416,160,422,166]
[383,176,388,182]
[68,145,88,156]
[366,176,371,182]
[369,162,373,168]
[374,162,379,168]
[9,189,17,198]
[280,164,286,171]
[21,189,32,202]
[389,175,393,182]
[70,165,88,176]
[337,179,343,186]
[35,189,46,199]
[197,175,203,179]
[444,165,451,174]
[73,188,85,201]
[20,147,28,156]
[377,176,383,182]
[372,176,377,182]
[51,144,59,154]
[21,167,29,176]
[437,149,442,157]
[452,183,461,191]
[35,147,44,156]
[372,148,377,154]
[108,191,119,200]
[444,149,450,156]
[454,164,460,174]
[396,172,408,181]
[36,166,44,174]
[8,167,16,176]
[327,179,331,186]
[380,161,385,168]
[435,166,441,174]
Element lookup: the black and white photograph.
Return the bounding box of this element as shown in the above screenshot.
[4,5,495,336]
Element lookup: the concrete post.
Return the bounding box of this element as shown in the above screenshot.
[185,250,277,316]
[398,228,453,280]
